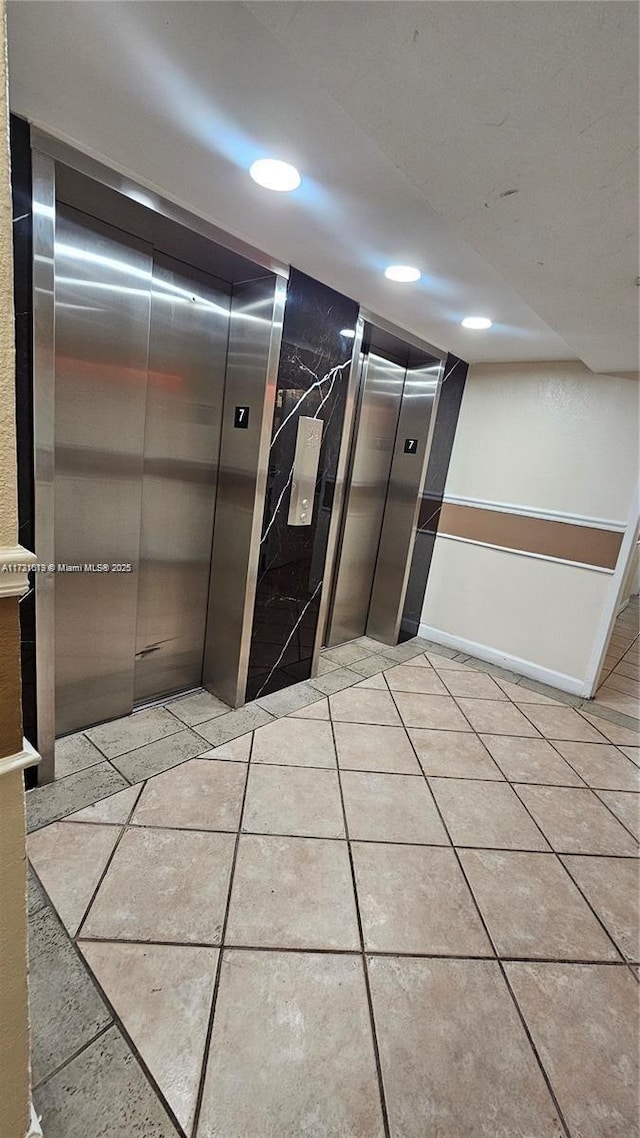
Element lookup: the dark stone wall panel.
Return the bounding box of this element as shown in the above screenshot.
[246,269,357,699]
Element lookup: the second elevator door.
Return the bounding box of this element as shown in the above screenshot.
[54,205,230,734]
[327,351,406,645]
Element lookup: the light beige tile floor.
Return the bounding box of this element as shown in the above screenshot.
[29,638,640,1137]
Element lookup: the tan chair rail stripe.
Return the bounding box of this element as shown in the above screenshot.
[439,503,623,570]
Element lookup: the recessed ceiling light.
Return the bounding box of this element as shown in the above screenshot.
[340,328,356,338]
[384,265,421,283]
[249,158,301,192]
[461,316,492,330]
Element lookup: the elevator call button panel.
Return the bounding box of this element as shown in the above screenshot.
[288,416,324,527]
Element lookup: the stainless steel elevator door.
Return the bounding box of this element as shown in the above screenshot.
[54,206,152,733]
[328,352,405,644]
[133,256,230,703]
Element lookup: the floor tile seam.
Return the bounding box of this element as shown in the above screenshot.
[28,740,232,832]
[389,683,509,702]
[95,713,188,758]
[71,829,640,855]
[422,685,535,780]
[598,670,640,695]
[522,740,640,847]
[382,686,506,965]
[54,750,123,783]
[461,774,631,965]
[326,705,392,1138]
[58,949,189,1138]
[591,787,640,842]
[28,899,163,1118]
[31,1022,114,1094]
[495,960,572,1138]
[383,684,572,1135]
[577,700,640,733]
[28,825,640,861]
[190,727,257,1137]
[590,700,640,723]
[189,713,276,749]
[545,754,640,797]
[509,780,640,857]
[71,937,640,965]
[555,853,637,964]
[514,698,612,749]
[73,782,147,941]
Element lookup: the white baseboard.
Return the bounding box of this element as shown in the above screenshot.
[418,624,587,696]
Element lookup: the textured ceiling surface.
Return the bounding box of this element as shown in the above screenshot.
[6,1,639,370]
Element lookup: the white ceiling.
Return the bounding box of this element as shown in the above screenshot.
[6,1,639,370]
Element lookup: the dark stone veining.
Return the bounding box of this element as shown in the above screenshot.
[246,269,358,699]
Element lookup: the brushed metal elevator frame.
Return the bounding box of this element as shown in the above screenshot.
[320,312,445,652]
[31,129,288,782]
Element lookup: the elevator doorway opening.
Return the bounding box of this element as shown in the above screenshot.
[325,320,444,650]
[37,160,284,747]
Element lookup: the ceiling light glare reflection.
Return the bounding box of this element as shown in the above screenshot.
[461,316,492,330]
[340,328,356,338]
[384,265,421,283]
[249,158,301,192]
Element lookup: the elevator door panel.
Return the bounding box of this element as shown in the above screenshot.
[54,206,152,733]
[133,257,230,702]
[329,353,405,644]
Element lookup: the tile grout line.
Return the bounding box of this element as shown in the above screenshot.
[511,705,640,848]
[190,727,257,1138]
[29,892,186,1137]
[327,702,392,1138]
[71,936,638,966]
[36,817,640,858]
[384,683,573,1138]
[74,782,147,941]
[31,1022,114,1093]
[476,717,631,964]
[27,637,637,1133]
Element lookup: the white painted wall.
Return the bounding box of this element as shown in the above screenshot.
[421,361,639,690]
[445,362,638,523]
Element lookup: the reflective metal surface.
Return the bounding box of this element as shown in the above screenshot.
[367,359,443,642]
[312,318,364,670]
[287,417,323,526]
[33,129,288,281]
[32,138,287,753]
[53,206,152,733]
[134,255,230,703]
[203,276,286,707]
[32,150,56,780]
[327,350,405,645]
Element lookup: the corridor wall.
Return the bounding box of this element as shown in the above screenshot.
[420,360,639,694]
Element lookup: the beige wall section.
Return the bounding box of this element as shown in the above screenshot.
[446,361,638,522]
[0,3,31,1137]
[0,597,23,753]
[422,361,639,689]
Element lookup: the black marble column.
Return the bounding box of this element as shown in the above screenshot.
[10,115,38,783]
[400,353,469,640]
[246,269,358,699]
